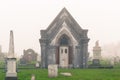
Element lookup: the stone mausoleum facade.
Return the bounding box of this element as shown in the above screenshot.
[39,8,90,68]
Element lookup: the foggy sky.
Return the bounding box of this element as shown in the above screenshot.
[0,0,120,57]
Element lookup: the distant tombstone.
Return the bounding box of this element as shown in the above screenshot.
[109,58,114,66]
[110,60,114,66]
[35,54,40,68]
[92,59,100,66]
[35,62,39,68]
[48,64,58,78]
[31,74,35,80]
[114,56,120,64]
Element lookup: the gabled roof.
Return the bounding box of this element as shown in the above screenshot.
[46,7,83,35]
[40,8,89,43]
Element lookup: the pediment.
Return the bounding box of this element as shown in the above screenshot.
[40,8,89,44]
[46,8,83,36]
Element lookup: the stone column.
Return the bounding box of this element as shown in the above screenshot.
[51,46,56,64]
[47,46,56,65]
[76,45,81,68]
[82,40,89,68]
[40,39,47,68]
[72,46,76,68]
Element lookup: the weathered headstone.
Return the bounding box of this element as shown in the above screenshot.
[48,64,58,78]
[110,59,114,66]
[35,62,39,68]
[35,54,40,68]
[31,74,35,80]
[5,30,17,80]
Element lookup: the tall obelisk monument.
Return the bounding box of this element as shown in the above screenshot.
[5,30,17,80]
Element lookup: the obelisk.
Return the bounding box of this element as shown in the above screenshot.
[5,30,17,80]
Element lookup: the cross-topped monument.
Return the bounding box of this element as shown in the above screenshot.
[92,40,102,67]
[93,40,102,60]
[5,30,17,80]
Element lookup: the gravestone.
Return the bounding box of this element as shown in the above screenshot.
[48,64,58,78]
[110,59,114,66]
[5,30,17,80]
[92,59,100,66]
[35,54,40,68]
[35,62,39,68]
[31,74,35,80]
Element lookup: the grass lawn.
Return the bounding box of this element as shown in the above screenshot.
[0,69,120,80]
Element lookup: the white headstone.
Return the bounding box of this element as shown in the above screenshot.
[35,54,40,68]
[35,62,39,68]
[31,74,35,80]
[110,59,114,66]
[48,64,58,77]
[37,54,40,62]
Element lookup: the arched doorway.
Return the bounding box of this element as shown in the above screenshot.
[59,46,69,68]
[56,34,72,68]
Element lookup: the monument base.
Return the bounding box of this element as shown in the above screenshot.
[5,77,17,80]
[92,59,100,66]
[6,72,17,80]
[6,72,17,77]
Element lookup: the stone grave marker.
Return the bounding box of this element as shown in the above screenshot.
[48,64,58,78]
[35,62,40,68]
[31,74,35,80]
[35,54,40,68]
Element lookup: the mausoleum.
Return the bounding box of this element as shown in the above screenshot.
[39,8,90,68]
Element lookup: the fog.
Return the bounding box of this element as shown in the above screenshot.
[0,0,120,57]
